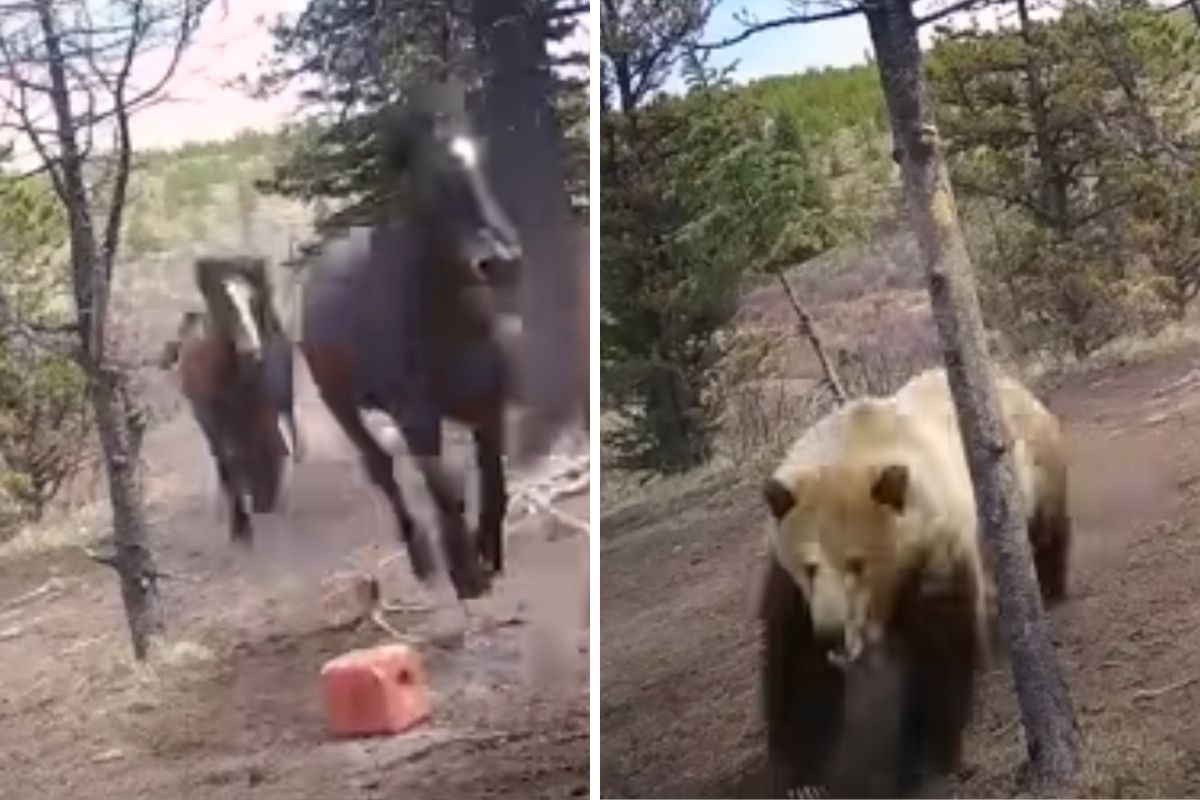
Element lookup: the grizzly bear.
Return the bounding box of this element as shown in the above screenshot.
[758,367,1070,797]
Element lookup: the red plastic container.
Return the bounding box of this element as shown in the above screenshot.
[320,643,431,737]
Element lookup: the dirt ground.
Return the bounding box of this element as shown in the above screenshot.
[599,346,1200,798]
[0,359,589,800]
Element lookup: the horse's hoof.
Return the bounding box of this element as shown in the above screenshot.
[231,522,253,547]
[406,535,437,583]
[473,531,502,578]
[479,558,503,583]
[450,566,491,601]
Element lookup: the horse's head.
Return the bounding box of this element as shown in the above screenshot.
[381,105,523,293]
[195,257,271,375]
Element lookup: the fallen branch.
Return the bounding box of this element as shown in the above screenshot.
[512,487,590,536]
[1133,676,1198,701]
[319,571,427,646]
[323,565,433,615]
[367,606,423,645]
[508,453,591,536]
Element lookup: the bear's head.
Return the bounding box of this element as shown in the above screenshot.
[763,461,934,666]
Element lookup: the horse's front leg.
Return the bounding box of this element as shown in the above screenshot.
[473,416,507,577]
[215,455,252,544]
[194,402,250,542]
[229,486,252,544]
[286,410,304,463]
[321,396,435,581]
[278,407,304,464]
[266,338,302,463]
[402,415,490,601]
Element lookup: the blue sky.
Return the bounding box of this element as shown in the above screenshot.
[676,0,874,89]
[664,0,1053,91]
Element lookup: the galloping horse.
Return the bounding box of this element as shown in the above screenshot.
[299,104,523,602]
[160,257,296,542]
[194,255,302,463]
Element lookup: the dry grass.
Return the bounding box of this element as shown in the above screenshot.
[0,501,108,560]
[1024,319,1200,390]
[100,638,230,756]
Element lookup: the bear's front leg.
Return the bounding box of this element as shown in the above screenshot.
[894,555,982,796]
[760,557,846,797]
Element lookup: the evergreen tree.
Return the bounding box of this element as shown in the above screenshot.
[928,0,1200,354]
[601,9,836,471]
[255,0,586,229]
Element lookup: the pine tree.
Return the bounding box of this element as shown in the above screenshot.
[256,0,586,229]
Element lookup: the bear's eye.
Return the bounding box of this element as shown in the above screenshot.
[845,557,866,578]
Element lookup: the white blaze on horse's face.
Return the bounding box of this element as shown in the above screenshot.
[488,232,522,264]
[223,276,262,358]
[448,134,479,170]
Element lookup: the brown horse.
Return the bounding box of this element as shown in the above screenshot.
[193,255,303,464]
[299,104,523,601]
[161,261,292,543]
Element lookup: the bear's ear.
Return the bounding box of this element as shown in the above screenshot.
[871,464,908,513]
[763,477,795,520]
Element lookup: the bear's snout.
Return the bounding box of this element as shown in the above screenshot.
[811,622,862,667]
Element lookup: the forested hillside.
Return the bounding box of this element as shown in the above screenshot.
[602,3,1200,798]
[602,0,1200,481]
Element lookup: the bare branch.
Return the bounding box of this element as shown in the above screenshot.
[774,270,847,404]
[0,39,67,203]
[916,0,1002,26]
[101,0,144,279]
[692,0,998,54]
[695,3,865,51]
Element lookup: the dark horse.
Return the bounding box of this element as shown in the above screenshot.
[160,257,297,542]
[300,105,523,601]
[193,255,302,463]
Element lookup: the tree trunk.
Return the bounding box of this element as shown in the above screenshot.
[37,0,160,660]
[1016,0,1069,234]
[91,367,160,659]
[471,0,584,461]
[864,0,1082,791]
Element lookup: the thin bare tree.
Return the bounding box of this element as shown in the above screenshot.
[0,0,213,659]
[775,270,847,404]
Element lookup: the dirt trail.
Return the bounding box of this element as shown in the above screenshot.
[600,348,1200,798]
[0,358,589,800]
